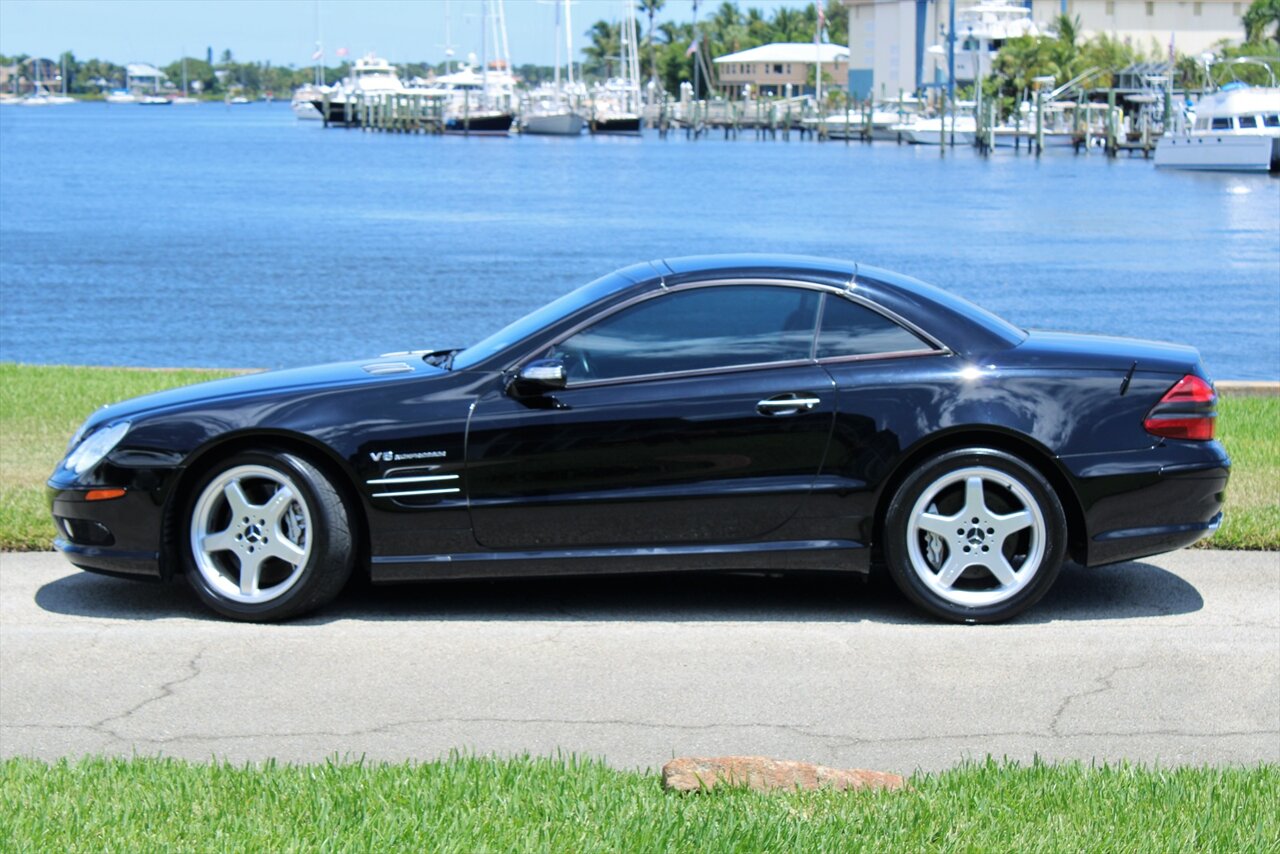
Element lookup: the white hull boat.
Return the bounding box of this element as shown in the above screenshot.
[897,116,977,145]
[1155,85,1280,172]
[522,110,585,135]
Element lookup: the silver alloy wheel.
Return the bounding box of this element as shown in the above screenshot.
[905,465,1046,608]
[189,464,313,605]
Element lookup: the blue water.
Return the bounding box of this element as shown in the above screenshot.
[2,102,1277,378]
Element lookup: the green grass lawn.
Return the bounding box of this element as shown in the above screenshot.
[0,362,1275,551]
[1,756,1276,851]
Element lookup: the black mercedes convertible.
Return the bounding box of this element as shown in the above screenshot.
[48,256,1229,623]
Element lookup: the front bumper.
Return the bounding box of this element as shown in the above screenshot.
[47,467,177,580]
[1062,440,1230,567]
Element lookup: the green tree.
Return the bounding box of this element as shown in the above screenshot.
[583,20,622,79]
[638,0,665,85]
[163,57,217,95]
[1243,0,1280,43]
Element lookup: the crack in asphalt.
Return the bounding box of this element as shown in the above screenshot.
[1049,660,1151,738]
[89,647,208,741]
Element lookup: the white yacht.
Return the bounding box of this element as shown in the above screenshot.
[291,83,328,120]
[894,101,977,144]
[927,0,1043,83]
[311,54,407,125]
[1155,84,1280,172]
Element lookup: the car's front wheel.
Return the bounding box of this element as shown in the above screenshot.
[884,448,1067,623]
[182,450,354,621]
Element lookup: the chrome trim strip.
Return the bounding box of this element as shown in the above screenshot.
[372,538,865,564]
[371,487,462,498]
[366,474,460,485]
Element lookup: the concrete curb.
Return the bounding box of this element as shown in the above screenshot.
[1217,381,1280,396]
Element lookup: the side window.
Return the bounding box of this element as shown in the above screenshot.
[1264,114,1280,128]
[1210,117,1232,131]
[551,285,819,383]
[817,295,930,359]
[1237,115,1258,129]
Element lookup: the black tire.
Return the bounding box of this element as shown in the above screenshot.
[181,449,355,622]
[884,448,1067,624]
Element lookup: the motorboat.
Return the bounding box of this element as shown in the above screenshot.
[1155,83,1280,172]
[310,54,407,125]
[927,0,1044,83]
[802,96,924,140]
[894,101,977,144]
[138,95,171,106]
[105,90,138,104]
[291,83,327,119]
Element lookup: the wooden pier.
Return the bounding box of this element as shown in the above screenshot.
[319,91,447,134]
[319,87,1175,160]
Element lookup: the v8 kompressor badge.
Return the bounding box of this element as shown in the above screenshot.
[369,450,447,463]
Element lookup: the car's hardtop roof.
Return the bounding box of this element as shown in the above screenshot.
[656,254,858,285]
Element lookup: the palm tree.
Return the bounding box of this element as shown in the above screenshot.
[638,0,665,87]
[583,20,622,80]
[1243,0,1280,43]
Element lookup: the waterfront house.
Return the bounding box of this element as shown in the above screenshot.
[844,0,1249,101]
[713,43,850,98]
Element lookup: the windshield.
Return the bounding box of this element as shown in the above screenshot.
[450,272,634,371]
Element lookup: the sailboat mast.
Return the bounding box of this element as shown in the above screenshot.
[565,0,574,89]
[481,0,489,107]
[553,1,561,92]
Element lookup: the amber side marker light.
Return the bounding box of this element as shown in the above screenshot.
[85,488,127,501]
[1143,374,1217,441]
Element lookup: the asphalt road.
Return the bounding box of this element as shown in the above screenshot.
[2,550,1277,774]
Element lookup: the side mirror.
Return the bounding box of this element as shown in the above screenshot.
[508,358,566,397]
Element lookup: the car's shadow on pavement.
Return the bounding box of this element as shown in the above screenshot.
[34,559,1204,625]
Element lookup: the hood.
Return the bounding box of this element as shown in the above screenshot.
[81,355,446,432]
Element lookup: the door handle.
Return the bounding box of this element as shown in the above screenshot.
[757,394,821,415]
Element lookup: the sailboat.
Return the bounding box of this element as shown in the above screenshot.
[19,58,54,106]
[442,0,515,135]
[589,0,641,134]
[45,55,76,104]
[172,57,200,104]
[521,0,585,135]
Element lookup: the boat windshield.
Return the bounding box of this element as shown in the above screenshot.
[451,272,633,370]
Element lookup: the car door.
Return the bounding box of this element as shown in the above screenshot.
[465,283,837,549]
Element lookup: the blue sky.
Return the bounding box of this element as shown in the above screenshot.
[0,0,818,67]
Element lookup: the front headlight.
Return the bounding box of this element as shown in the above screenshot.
[64,422,131,476]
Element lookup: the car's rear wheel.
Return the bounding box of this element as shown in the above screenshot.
[884,448,1066,623]
[183,450,353,621]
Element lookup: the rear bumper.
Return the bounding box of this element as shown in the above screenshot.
[1061,441,1230,567]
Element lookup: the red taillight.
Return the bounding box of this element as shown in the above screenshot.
[1144,374,1217,441]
